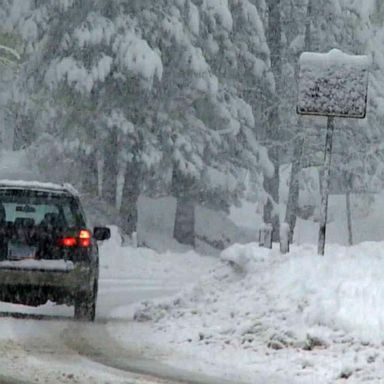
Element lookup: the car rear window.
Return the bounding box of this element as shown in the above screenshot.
[0,189,85,228]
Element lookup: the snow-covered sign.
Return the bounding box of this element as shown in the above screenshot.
[297,49,370,118]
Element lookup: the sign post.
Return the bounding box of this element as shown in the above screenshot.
[297,49,369,255]
[318,116,334,255]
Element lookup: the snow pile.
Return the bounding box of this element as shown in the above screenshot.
[273,242,384,342]
[221,241,384,343]
[130,241,384,382]
[220,242,269,272]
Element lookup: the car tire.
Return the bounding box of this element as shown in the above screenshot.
[74,279,97,321]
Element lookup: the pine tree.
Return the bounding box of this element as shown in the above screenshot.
[6,0,273,245]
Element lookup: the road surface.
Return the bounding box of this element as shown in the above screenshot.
[0,277,249,384]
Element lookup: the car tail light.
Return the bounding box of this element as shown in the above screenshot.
[59,237,77,247]
[78,229,91,247]
[58,230,92,248]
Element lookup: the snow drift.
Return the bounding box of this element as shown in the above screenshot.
[223,241,384,343]
[135,241,384,348]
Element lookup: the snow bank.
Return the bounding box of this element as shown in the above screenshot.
[131,241,384,382]
[220,242,269,272]
[220,241,384,343]
[273,242,384,342]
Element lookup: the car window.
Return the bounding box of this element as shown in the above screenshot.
[0,190,85,228]
[4,203,59,224]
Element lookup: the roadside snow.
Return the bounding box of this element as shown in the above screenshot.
[123,242,384,383]
[100,225,217,282]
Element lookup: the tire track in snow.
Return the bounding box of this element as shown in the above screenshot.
[62,322,251,384]
[0,314,164,384]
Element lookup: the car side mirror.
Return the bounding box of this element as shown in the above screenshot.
[93,227,111,241]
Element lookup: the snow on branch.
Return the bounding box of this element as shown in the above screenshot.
[113,30,163,87]
[0,44,20,61]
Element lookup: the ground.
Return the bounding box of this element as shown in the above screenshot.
[1,228,384,383]
[130,242,384,384]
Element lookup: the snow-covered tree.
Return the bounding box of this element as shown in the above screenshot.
[0,2,23,150]
[7,0,273,246]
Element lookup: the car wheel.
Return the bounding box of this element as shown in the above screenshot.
[74,279,97,321]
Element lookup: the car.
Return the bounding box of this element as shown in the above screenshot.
[0,180,110,321]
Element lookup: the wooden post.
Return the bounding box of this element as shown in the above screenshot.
[318,117,335,255]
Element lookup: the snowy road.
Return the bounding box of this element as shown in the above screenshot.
[0,278,181,384]
[0,237,245,384]
[0,278,241,384]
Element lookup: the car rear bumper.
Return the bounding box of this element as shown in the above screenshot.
[0,263,94,292]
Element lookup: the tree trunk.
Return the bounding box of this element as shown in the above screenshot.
[102,128,118,206]
[264,0,282,242]
[174,197,195,247]
[284,0,313,243]
[120,160,140,236]
[82,151,98,196]
[284,134,304,243]
[13,111,26,151]
[171,167,195,247]
[0,108,4,149]
[263,144,280,242]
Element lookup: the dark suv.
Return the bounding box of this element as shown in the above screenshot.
[0,180,110,321]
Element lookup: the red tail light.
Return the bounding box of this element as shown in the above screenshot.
[58,230,92,248]
[78,229,91,247]
[59,237,77,247]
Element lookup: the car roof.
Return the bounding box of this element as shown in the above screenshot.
[0,180,79,197]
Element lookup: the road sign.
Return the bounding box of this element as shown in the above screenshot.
[296,49,370,255]
[297,49,369,118]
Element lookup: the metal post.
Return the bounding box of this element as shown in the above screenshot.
[318,117,335,255]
